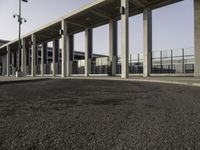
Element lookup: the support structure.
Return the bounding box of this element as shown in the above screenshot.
[61,20,67,77]
[143,8,152,77]
[41,42,47,76]
[11,53,15,75]
[53,39,59,76]
[26,47,30,74]
[85,28,93,76]
[6,46,10,76]
[2,55,7,76]
[67,34,74,76]
[109,20,118,76]
[121,0,129,78]
[31,34,36,77]
[194,0,200,77]
[21,39,26,76]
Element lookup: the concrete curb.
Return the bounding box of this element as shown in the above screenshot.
[60,77,200,88]
[0,78,51,85]
[1,76,200,88]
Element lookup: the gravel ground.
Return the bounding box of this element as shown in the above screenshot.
[0,79,200,150]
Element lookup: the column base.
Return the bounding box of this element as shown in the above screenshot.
[15,71,24,77]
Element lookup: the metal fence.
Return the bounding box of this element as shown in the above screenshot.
[116,47,194,75]
[72,60,85,74]
[152,48,194,74]
[91,57,110,74]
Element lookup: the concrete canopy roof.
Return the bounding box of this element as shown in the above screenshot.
[0,0,182,54]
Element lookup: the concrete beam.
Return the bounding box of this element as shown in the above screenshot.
[31,34,36,77]
[85,28,93,76]
[143,8,152,77]
[121,0,129,78]
[194,0,200,77]
[109,20,118,76]
[130,0,146,8]
[61,20,67,77]
[91,9,113,20]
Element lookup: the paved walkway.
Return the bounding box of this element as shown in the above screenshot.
[1,79,200,149]
[1,76,200,87]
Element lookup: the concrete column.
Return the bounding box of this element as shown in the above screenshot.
[194,0,200,77]
[31,34,36,77]
[85,28,93,76]
[41,42,47,76]
[11,53,15,76]
[61,20,67,77]
[53,39,59,76]
[21,39,27,76]
[6,46,10,76]
[121,0,129,78]
[67,34,74,76]
[2,55,7,76]
[26,47,30,74]
[109,20,118,76]
[143,8,152,77]
[35,45,38,75]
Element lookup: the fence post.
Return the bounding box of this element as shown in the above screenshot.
[171,49,173,73]
[160,51,163,73]
[150,51,152,74]
[182,48,185,73]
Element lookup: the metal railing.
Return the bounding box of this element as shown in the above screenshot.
[152,47,194,74]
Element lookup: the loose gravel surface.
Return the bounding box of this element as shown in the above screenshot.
[0,79,200,150]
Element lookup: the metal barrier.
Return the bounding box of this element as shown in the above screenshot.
[152,48,194,74]
[129,53,143,74]
[36,64,41,75]
[91,57,109,74]
[46,63,51,75]
[72,60,85,74]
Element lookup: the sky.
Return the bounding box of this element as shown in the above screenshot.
[0,0,194,55]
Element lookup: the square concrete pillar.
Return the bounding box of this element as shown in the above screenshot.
[85,28,93,77]
[41,42,47,76]
[2,55,7,76]
[61,20,67,77]
[143,8,152,77]
[121,0,129,78]
[109,20,118,76]
[21,39,27,76]
[53,39,59,76]
[11,53,15,76]
[67,34,74,76]
[194,0,200,77]
[31,34,36,77]
[26,48,30,75]
[6,46,10,76]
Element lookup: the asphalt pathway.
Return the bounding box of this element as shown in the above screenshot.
[0,79,200,150]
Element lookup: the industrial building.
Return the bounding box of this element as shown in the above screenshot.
[0,0,199,78]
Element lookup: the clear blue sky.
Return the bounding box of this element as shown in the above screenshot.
[0,0,194,55]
